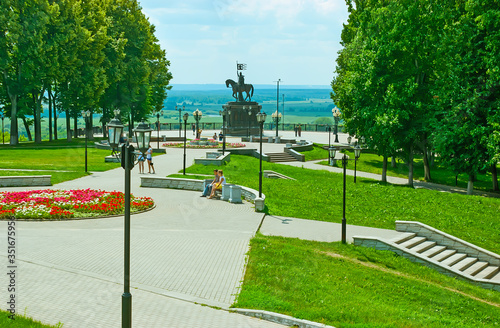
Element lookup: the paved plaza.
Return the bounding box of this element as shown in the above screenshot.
[1,129,493,327]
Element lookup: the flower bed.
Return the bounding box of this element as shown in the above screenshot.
[0,189,154,220]
[162,141,246,149]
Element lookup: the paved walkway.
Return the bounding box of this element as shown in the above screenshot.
[1,129,496,327]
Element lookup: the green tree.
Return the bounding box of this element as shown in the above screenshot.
[432,0,500,194]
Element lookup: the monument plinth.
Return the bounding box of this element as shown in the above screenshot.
[223,65,263,136]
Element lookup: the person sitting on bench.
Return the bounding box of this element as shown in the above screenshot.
[201,169,219,197]
[208,170,226,199]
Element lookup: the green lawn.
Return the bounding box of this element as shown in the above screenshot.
[174,154,500,254]
[0,310,61,327]
[0,141,123,184]
[299,145,500,193]
[234,235,500,328]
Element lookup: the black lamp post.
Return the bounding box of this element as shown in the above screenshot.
[156,109,163,149]
[354,144,361,183]
[332,106,340,143]
[107,113,134,328]
[193,109,202,139]
[219,106,231,155]
[271,110,281,138]
[176,105,185,137]
[81,110,91,172]
[330,146,362,244]
[183,112,189,175]
[327,126,331,164]
[256,112,267,197]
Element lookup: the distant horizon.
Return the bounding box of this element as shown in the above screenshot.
[170,83,331,91]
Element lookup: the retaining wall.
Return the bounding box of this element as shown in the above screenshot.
[0,175,51,187]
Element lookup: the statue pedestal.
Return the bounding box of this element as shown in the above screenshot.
[223,102,262,137]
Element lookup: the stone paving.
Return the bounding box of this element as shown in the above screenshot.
[2,129,492,327]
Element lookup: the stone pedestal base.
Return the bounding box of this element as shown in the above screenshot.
[254,197,265,212]
[223,101,262,136]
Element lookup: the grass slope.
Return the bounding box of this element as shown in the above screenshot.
[234,235,500,328]
[176,155,500,254]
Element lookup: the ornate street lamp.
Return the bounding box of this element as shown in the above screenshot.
[193,109,202,139]
[183,112,189,175]
[347,135,352,145]
[354,144,362,183]
[256,112,267,197]
[176,105,185,137]
[81,110,91,172]
[332,106,341,143]
[156,110,163,149]
[271,110,282,138]
[108,109,123,156]
[329,145,362,244]
[329,146,336,166]
[133,120,153,155]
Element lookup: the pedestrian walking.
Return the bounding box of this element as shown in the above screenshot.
[294,125,298,137]
[298,124,302,137]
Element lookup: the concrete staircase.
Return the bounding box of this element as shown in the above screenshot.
[353,221,500,292]
[266,152,297,163]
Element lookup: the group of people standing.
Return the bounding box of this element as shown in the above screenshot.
[137,145,155,174]
[201,169,226,199]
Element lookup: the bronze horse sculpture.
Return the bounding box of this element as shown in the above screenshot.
[225,79,254,102]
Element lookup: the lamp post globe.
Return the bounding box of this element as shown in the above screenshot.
[133,120,153,156]
[329,147,336,166]
[193,109,202,138]
[107,112,124,151]
[271,110,281,138]
[353,144,362,183]
[332,106,341,143]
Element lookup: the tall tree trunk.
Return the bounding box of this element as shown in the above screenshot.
[73,115,78,138]
[89,111,94,140]
[33,91,43,143]
[66,110,72,142]
[53,90,58,140]
[467,174,474,195]
[391,156,397,168]
[102,108,107,139]
[408,145,414,188]
[21,117,33,141]
[48,87,52,141]
[382,155,388,183]
[492,164,499,192]
[422,144,431,181]
[9,97,18,145]
[4,68,20,145]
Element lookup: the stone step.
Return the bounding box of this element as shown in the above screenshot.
[463,261,490,277]
[399,236,427,249]
[433,249,457,262]
[390,232,416,245]
[450,257,478,272]
[411,240,437,254]
[441,253,467,267]
[421,245,447,258]
[490,271,500,283]
[475,266,500,280]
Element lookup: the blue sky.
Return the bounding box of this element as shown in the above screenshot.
[140,0,349,86]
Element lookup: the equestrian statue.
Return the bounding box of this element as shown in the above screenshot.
[225,72,254,102]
